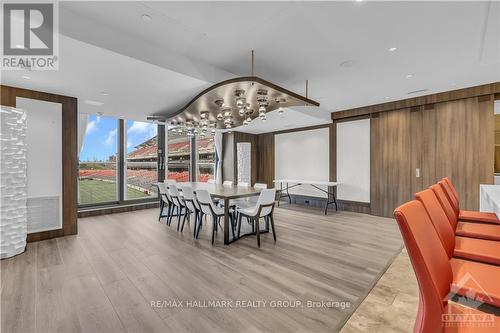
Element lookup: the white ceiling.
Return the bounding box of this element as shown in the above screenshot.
[2,1,499,132]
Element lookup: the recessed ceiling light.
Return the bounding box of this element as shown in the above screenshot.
[141,14,152,22]
[22,75,30,80]
[101,92,110,96]
[340,60,355,68]
[355,0,364,2]
[84,100,104,107]
[15,44,24,49]
[385,96,390,100]
[388,47,397,52]
[406,74,414,78]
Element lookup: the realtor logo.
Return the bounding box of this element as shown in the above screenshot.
[2,2,58,70]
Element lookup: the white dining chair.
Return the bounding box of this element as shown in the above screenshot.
[223,180,233,187]
[238,182,250,187]
[236,189,277,247]
[168,184,186,231]
[196,190,223,244]
[180,186,200,237]
[157,183,171,222]
[196,190,235,244]
[232,182,268,210]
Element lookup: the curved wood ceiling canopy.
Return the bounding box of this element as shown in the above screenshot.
[148,76,320,129]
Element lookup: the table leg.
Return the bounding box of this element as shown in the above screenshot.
[278,183,282,207]
[224,198,230,245]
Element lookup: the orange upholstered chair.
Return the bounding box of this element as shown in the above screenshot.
[415,189,500,266]
[394,201,500,332]
[441,178,499,224]
[431,184,500,242]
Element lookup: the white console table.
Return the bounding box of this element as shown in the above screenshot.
[479,185,500,218]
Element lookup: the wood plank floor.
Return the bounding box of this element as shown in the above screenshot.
[1,206,403,333]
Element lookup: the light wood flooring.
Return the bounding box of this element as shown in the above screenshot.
[1,206,404,333]
[341,248,419,333]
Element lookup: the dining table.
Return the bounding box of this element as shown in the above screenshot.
[168,182,264,244]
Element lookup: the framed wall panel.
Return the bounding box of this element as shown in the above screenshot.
[0,85,77,242]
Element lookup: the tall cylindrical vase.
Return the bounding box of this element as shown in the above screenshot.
[0,107,28,259]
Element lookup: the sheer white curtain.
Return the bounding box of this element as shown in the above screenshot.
[78,113,88,155]
[214,131,223,184]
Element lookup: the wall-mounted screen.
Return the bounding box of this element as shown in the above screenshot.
[274,127,330,198]
[336,118,370,203]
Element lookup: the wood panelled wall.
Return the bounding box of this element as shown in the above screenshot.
[257,133,275,188]
[336,84,497,217]
[370,109,412,217]
[0,85,78,242]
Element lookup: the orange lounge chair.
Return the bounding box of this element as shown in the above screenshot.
[431,184,500,241]
[394,200,500,333]
[415,189,500,266]
[441,178,499,225]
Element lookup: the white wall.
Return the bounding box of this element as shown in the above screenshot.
[336,119,370,203]
[274,128,330,198]
[17,97,62,233]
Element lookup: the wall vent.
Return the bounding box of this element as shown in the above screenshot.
[27,196,61,233]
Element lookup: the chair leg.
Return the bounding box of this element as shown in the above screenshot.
[255,217,261,248]
[196,213,202,239]
[237,213,243,238]
[211,215,216,245]
[159,201,164,221]
[167,206,172,225]
[251,217,254,233]
[181,211,188,232]
[193,211,198,238]
[229,213,235,239]
[177,207,182,231]
[270,214,276,242]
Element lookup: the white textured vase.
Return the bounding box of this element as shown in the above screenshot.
[0,107,28,259]
[237,142,251,185]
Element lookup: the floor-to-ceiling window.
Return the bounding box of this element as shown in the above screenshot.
[167,127,191,182]
[197,136,215,182]
[78,115,163,207]
[125,120,158,199]
[78,115,119,205]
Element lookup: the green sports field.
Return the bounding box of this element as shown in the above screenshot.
[79,179,152,204]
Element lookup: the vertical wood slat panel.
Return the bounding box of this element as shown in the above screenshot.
[422,96,494,210]
[477,96,495,188]
[410,107,423,195]
[257,133,275,188]
[370,109,412,217]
